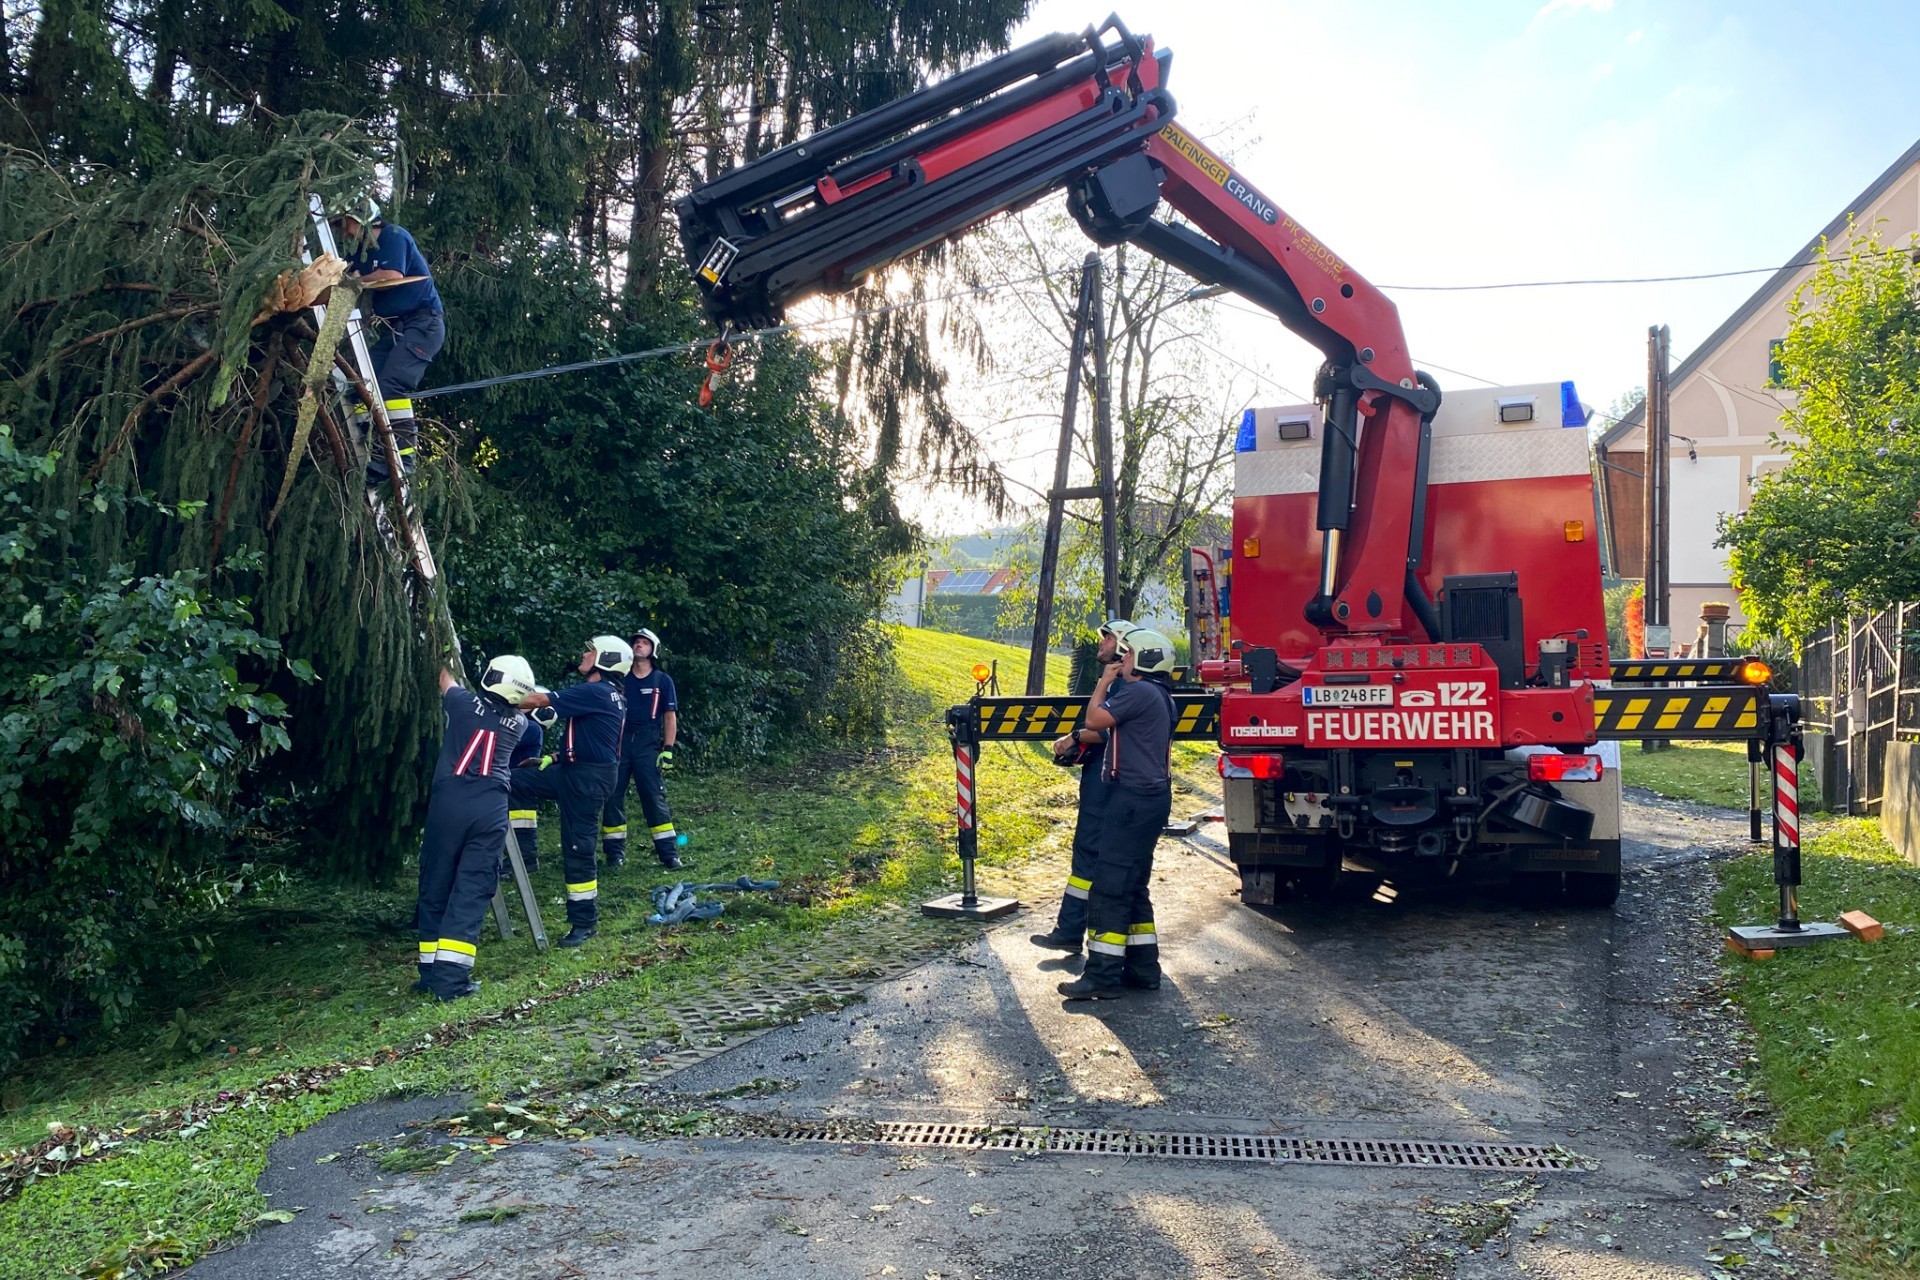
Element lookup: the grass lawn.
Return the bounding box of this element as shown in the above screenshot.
[0,626,1153,1277]
[1620,739,1766,811]
[1716,819,1920,1277]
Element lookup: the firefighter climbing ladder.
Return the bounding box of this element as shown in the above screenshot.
[303,199,548,951]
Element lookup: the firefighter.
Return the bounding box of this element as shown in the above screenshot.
[514,637,631,947]
[506,695,557,872]
[330,194,444,486]
[415,656,535,1001]
[603,627,683,870]
[1028,618,1135,953]
[1059,627,1178,1001]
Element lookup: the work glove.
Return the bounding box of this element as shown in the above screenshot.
[530,704,557,729]
[537,754,555,771]
[657,748,675,772]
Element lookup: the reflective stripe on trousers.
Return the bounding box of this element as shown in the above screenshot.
[435,937,477,967]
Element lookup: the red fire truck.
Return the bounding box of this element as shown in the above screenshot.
[679,14,1783,910]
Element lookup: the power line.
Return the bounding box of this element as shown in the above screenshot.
[1376,264,1795,292]
[1377,242,1919,293]
[410,241,1910,402]
[411,267,1067,401]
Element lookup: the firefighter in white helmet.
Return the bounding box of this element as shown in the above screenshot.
[1029,618,1134,953]
[603,627,684,869]
[414,655,535,1000]
[1059,627,1177,1001]
[514,637,631,947]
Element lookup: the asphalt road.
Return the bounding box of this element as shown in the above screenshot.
[190,792,1829,1280]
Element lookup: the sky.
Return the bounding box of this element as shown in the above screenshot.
[896,0,1920,533]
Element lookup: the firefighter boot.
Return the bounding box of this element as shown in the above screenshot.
[1060,929,1128,999]
[1028,930,1082,953]
[656,835,683,871]
[557,926,597,948]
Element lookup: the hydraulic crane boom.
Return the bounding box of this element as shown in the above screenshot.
[677,14,1443,643]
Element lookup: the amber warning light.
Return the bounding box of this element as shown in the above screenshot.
[970,663,993,683]
[1736,659,1773,686]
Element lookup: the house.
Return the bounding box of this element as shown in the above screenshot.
[1596,138,1920,631]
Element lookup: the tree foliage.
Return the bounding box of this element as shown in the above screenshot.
[1721,229,1920,640]
[0,0,1035,1061]
[0,427,297,1070]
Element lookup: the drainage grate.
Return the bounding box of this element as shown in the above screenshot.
[756,1120,1585,1172]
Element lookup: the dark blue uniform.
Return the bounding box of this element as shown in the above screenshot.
[507,720,544,868]
[1049,737,1109,939]
[1082,676,1174,989]
[346,220,444,484]
[604,668,679,863]
[347,221,444,393]
[510,679,624,931]
[417,686,525,997]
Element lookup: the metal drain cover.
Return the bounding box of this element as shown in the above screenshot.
[757,1120,1585,1172]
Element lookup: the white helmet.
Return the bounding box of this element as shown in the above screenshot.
[481,654,537,704]
[587,634,634,676]
[1120,627,1178,675]
[330,192,381,223]
[632,627,661,657]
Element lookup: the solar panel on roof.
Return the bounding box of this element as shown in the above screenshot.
[933,569,996,594]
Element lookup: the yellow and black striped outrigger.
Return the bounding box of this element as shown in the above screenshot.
[968,684,1772,744]
[941,673,1823,944]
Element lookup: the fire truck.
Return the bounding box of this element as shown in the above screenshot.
[679,14,1784,910]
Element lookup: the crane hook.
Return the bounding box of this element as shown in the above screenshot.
[697,331,734,408]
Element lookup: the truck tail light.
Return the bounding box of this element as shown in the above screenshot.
[1219,752,1284,780]
[1528,752,1603,783]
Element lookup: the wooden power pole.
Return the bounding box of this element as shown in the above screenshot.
[1641,323,1672,651]
[1027,254,1119,695]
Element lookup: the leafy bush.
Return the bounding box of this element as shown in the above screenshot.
[0,428,297,1069]
[446,331,896,765]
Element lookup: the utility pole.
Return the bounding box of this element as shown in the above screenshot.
[1641,323,1672,652]
[1027,254,1117,695]
[1088,260,1119,621]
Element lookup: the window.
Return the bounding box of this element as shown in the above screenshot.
[1767,337,1787,388]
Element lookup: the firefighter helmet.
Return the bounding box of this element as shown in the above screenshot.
[1097,617,1136,639]
[631,627,661,658]
[1121,627,1177,675]
[480,654,537,704]
[587,634,634,676]
[330,192,381,224]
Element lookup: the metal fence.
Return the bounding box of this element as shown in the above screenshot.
[1798,602,1920,813]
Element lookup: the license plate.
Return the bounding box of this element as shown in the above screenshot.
[1302,683,1392,707]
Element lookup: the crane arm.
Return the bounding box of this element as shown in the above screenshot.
[677,13,1441,642]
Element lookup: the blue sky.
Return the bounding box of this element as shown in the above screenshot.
[1008,0,1920,413]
